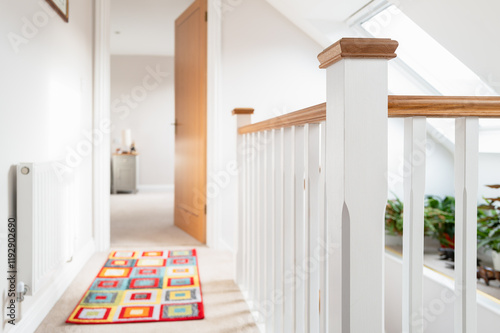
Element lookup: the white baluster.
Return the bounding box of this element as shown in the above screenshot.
[454,117,479,333]
[250,132,257,305]
[274,128,285,333]
[283,126,295,332]
[255,131,262,311]
[243,133,249,293]
[307,123,321,332]
[245,133,252,297]
[265,130,275,332]
[295,125,307,332]
[258,131,267,325]
[235,131,246,289]
[318,122,327,333]
[402,117,426,333]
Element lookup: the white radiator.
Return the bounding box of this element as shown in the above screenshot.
[17,162,77,295]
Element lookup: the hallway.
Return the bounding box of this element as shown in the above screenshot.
[35,192,258,332]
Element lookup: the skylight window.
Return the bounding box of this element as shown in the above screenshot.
[357,4,500,152]
[360,5,497,97]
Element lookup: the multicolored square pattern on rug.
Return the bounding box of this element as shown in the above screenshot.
[67,249,204,324]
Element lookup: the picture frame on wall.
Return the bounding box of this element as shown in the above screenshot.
[46,0,69,22]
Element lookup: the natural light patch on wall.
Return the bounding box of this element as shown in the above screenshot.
[49,79,81,158]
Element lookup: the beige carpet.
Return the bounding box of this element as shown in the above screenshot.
[35,191,258,333]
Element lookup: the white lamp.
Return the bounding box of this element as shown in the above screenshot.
[122,129,132,152]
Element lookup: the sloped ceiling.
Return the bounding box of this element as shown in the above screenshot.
[267,0,500,96]
[265,0,372,47]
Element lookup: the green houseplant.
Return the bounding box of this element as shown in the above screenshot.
[385,195,456,248]
[477,185,500,270]
[424,195,455,248]
[385,197,404,236]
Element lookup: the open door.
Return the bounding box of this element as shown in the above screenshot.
[174,0,207,243]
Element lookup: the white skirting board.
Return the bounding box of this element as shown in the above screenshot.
[9,240,95,333]
[136,184,174,192]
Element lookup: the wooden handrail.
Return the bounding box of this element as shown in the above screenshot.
[238,96,500,134]
[238,103,326,134]
[388,96,500,118]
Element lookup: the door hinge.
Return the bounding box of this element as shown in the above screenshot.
[204,205,207,215]
[205,11,207,22]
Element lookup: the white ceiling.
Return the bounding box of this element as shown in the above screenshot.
[110,0,372,55]
[110,0,194,56]
[265,0,372,47]
[110,0,374,56]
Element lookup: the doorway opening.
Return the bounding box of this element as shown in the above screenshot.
[108,0,205,248]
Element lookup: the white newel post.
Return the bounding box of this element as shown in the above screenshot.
[233,108,254,288]
[318,38,398,333]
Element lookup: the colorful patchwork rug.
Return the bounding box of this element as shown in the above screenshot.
[67,249,204,324]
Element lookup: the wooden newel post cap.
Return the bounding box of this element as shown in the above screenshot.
[232,108,254,115]
[318,38,399,69]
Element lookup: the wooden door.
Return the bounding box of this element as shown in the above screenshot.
[174,0,207,243]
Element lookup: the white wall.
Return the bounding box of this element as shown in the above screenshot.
[218,0,327,250]
[388,118,500,203]
[478,153,500,203]
[387,119,456,200]
[0,0,94,331]
[385,253,500,332]
[110,55,175,188]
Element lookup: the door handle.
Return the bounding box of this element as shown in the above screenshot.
[171,119,178,135]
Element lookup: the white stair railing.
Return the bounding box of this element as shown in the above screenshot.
[234,106,330,332]
[234,38,398,333]
[389,96,494,333]
[400,116,479,333]
[234,38,500,333]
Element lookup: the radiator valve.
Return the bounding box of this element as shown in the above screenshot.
[16,282,28,303]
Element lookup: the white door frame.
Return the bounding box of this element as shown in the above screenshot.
[93,0,111,252]
[92,0,223,250]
